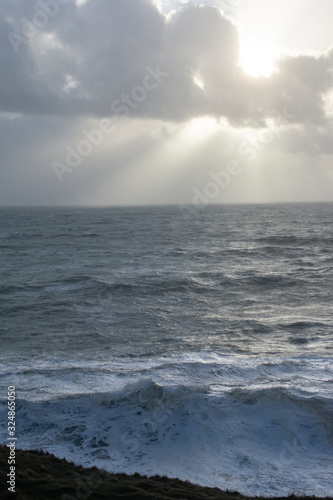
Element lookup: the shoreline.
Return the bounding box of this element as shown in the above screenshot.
[1,446,332,500]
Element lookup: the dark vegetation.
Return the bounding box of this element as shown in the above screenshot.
[1,446,332,500]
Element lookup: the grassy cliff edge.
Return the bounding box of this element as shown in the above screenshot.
[1,446,332,500]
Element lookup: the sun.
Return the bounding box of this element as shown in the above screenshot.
[239,39,279,78]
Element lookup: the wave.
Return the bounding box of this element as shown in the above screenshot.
[42,274,218,298]
[0,269,310,303]
[279,321,327,330]
[230,271,301,289]
[1,357,333,497]
[0,284,40,295]
[255,235,333,246]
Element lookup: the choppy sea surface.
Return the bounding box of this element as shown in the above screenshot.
[0,204,332,497]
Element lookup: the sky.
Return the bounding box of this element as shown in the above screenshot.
[0,0,333,206]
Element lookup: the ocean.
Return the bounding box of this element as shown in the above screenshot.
[0,203,332,497]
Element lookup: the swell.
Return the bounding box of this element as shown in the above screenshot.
[1,378,332,497]
[255,235,333,246]
[46,271,306,297]
[42,274,220,297]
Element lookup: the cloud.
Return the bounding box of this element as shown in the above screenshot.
[1,0,333,127]
[0,0,333,208]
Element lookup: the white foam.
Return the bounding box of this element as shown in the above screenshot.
[1,354,332,497]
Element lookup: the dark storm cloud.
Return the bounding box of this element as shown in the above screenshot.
[1,0,333,126]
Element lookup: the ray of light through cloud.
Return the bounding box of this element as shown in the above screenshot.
[0,0,333,206]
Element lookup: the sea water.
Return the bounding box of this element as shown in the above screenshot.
[0,204,332,496]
